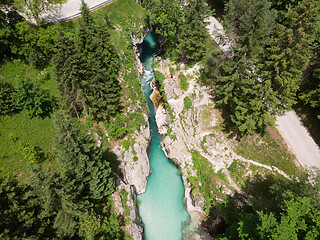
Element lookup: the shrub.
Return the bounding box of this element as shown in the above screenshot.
[121,140,130,150]
[179,72,188,91]
[0,80,16,115]
[183,96,192,110]
[106,113,127,140]
[13,78,56,118]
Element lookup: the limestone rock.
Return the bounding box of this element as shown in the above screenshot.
[112,117,151,195]
[113,178,143,240]
[150,89,162,108]
[155,103,170,135]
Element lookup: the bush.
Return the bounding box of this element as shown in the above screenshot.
[179,72,188,91]
[18,141,50,164]
[154,70,165,83]
[13,78,56,118]
[183,96,192,110]
[121,140,130,150]
[106,113,127,140]
[0,80,16,115]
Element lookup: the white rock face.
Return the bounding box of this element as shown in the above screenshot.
[112,118,151,195]
[151,58,289,239]
[155,103,170,135]
[113,178,144,240]
[109,27,153,240]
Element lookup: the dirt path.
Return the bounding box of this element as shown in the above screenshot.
[206,16,320,169]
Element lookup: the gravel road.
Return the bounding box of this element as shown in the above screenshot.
[276,111,320,168]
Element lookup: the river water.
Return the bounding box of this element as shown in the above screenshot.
[137,34,190,239]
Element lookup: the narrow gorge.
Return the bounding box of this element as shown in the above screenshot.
[137,34,190,240]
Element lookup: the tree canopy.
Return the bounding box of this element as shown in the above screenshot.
[55,1,121,121]
[202,0,319,134]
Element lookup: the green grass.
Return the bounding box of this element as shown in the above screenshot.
[200,133,215,154]
[0,59,41,85]
[190,150,226,213]
[235,128,298,175]
[183,96,192,110]
[95,0,149,139]
[179,72,188,91]
[227,160,248,186]
[0,59,59,179]
[154,70,174,118]
[0,110,58,179]
[0,59,59,101]
[120,189,131,218]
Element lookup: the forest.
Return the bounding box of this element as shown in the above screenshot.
[1,0,320,238]
[0,0,132,238]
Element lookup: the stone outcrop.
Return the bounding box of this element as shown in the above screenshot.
[149,57,293,240]
[110,27,153,240]
[155,103,170,135]
[112,178,144,240]
[150,89,170,135]
[112,119,151,195]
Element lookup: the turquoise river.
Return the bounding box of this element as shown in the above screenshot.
[137,34,190,239]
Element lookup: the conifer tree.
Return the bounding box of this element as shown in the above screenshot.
[55,1,121,121]
[224,0,277,60]
[177,1,209,62]
[259,0,319,112]
[52,113,115,237]
[55,114,115,203]
[79,22,121,120]
[299,50,320,119]
[214,53,274,134]
[54,32,84,118]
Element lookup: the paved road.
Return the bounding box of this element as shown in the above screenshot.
[48,0,112,22]
[206,16,320,169]
[276,111,320,168]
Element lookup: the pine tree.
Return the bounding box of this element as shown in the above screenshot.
[177,16,208,62]
[55,114,115,203]
[55,2,121,121]
[299,49,320,119]
[224,0,277,60]
[52,114,115,237]
[79,23,121,120]
[259,0,319,112]
[54,32,84,118]
[214,53,274,134]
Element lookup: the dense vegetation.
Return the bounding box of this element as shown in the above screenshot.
[142,0,212,62]
[215,170,320,239]
[1,0,320,238]
[0,115,124,239]
[142,0,320,238]
[55,2,121,121]
[202,0,320,135]
[0,0,145,238]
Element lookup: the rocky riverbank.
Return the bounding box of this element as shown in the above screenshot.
[149,57,291,238]
[109,28,153,240]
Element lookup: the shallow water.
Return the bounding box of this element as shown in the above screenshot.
[137,34,190,240]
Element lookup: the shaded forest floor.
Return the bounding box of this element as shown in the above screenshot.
[294,101,320,148]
